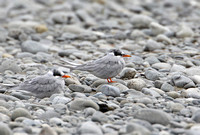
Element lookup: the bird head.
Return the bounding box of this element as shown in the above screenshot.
[52,69,71,78]
[109,49,131,57]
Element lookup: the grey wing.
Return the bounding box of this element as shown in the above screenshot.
[75,55,125,78]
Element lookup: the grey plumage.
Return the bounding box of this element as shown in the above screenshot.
[55,49,130,81]
[15,69,66,98]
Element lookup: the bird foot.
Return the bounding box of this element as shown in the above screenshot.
[107,78,116,83]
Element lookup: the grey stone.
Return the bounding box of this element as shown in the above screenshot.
[49,117,63,126]
[130,15,154,28]
[184,67,200,76]
[192,110,200,123]
[97,85,120,97]
[0,30,7,42]
[144,39,164,51]
[70,98,99,111]
[126,123,151,135]
[171,74,195,88]
[39,110,60,120]
[134,108,172,125]
[11,108,32,120]
[0,122,12,135]
[170,64,186,72]
[68,84,92,93]
[176,25,194,38]
[77,121,103,135]
[167,102,185,112]
[91,111,108,123]
[142,88,161,98]
[161,82,174,92]
[156,34,172,44]
[84,107,96,117]
[145,68,161,81]
[119,68,136,79]
[166,91,180,99]
[127,79,146,91]
[39,125,58,135]
[21,40,48,54]
[152,62,171,71]
[150,22,171,36]
[110,83,129,91]
[0,59,22,73]
[190,75,200,84]
[182,88,200,99]
[51,96,71,105]
[0,113,10,122]
[145,56,160,65]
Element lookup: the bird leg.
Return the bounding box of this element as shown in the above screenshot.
[107,78,116,83]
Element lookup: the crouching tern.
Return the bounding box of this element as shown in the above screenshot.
[14,69,70,98]
[54,49,131,83]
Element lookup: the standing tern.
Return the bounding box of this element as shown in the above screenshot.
[54,49,131,83]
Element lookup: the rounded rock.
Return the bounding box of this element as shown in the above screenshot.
[0,122,12,135]
[97,85,120,97]
[133,108,172,125]
[11,108,32,120]
[70,98,99,111]
[127,79,146,91]
[77,121,103,135]
[119,68,136,79]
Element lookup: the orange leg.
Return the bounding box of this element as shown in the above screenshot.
[107,78,116,83]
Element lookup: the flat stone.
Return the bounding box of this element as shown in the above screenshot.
[126,123,151,135]
[21,40,48,54]
[133,108,172,125]
[70,98,99,111]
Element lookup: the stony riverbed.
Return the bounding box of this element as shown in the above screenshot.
[0,0,200,135]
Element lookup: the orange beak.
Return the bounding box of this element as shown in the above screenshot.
[122,54,131,57]
[62,75,71,78]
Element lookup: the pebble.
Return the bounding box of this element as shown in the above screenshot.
[70,98,99,111]
[130,15,154,28]
[182,88,200,99]
[119,68,136,79]
[171,74,195,88]
[0,122,12,135]
[145,56,160,65]
[127,78,146,91]
[144,39,164,51]
[161,82,174,92]
[77,121,103,135]
[21,40,48,54]
[91,111,108,123]
[176,25,194,38]
[39,125,57,135]
[97,84,120,97]
[150,22,171,36]
[126,123,151,135]
[11,108,32,121]
[152,62,171,71]
[0,59,22,73]
[156,34,172,44]
[133,108,172,125]
[68,84,91,93]
[145,68,161,81]
[51,96,71,105]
